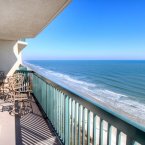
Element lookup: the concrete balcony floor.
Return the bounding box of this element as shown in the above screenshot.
[0,95,61,145]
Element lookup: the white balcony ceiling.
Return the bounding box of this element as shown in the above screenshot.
[0,0,71,40]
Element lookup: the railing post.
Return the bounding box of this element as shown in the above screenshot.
[78,104,81,145]
[93,114,97,145]
[99,119,104,145]
[107,124,112,145]
[116,130,121,145]
[87,110,91,145]
[46,84,50,119]
[126,137,133,145]
[71,99,74,145]
[82,107,86,145]
[74,102,77,145]
[65,95,69,145]
[62,93,65,142]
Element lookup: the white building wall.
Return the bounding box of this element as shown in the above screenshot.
[0,40,27,76]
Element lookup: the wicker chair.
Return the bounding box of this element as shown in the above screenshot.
[9,73,32,116]
[2,74,23,102]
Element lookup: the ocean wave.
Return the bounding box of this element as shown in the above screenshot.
[24,61,145,119]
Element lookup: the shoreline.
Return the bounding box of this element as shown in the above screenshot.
[67,82,145,126]
[25,62,145,127]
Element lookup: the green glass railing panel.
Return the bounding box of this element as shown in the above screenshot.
[41,81,47,113]
[82,107,86,145]
[46,84,50,119]
[87,110,91,145]
[74,102,77,145]
[78,104,81,145]
[107,123,112,145]
[93,114,97,145]
[65,95,69,145]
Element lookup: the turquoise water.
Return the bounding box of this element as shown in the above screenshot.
[25,60,145,118]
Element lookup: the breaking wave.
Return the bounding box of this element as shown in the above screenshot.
[24,61,145,119]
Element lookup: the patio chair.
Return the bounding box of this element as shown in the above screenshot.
[9,73,33,116]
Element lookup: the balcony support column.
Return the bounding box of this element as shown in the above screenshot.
[0,40,27,76]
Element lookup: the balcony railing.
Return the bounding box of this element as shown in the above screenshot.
[16,70,145,145]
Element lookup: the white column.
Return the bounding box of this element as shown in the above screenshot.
[0,40,27,76]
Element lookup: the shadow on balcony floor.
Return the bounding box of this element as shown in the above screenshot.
[15,96,61,145]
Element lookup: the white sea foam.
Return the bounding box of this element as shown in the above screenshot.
[24,61,145,120]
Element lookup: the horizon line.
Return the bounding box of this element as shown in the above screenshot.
[23,59,145,61]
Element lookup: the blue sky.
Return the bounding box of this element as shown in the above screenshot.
[23,0,145,60]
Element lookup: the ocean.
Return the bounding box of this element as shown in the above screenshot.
[24,60,145,120]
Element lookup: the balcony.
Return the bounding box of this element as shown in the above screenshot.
[0,71,61,145]
[0,69,145,145]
